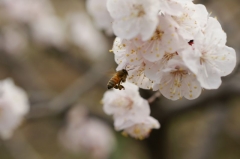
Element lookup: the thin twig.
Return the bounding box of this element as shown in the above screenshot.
[148,91,161,104]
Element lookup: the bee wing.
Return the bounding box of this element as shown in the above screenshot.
[106,68,117,77]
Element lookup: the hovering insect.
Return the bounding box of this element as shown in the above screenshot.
[107,69,128,90]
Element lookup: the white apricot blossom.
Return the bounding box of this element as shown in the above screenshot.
[153,57,202,100]
[103,81,149,122]
[107,0,160,40]
[180,17,236,89]
[102,81,160,139]
[107,0,236,101]
[113,37,143,70]
[127,63,155,90]
[138,16,185,62]
[122,116,160,140]
[0,79,29,139]
[165,3,209,40]
[86,0,113,35]
[112,37,155,89]
[59,106,115,159]
[159,0,193,16]
[144,52,178,84]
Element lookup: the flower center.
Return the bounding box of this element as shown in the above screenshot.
[171,67,188,76]
[150,29,164,41]
[171,68,188,87]
[200,57,205,65]
[173,13,190,25]
[115,97,133,110]
[132,4,145,17]
[164,52,176,60]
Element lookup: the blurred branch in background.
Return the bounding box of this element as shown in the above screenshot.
[27,53,113,119]
[1,132,43,159]
[185,103,227,159]
[0,50,54,103]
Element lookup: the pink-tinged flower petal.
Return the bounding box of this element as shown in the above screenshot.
[181,17,236,89]
[166,3,209,40]
[182,74,202,100]
[203,17,227,46]
[139,16,186,62]
[159,0,194,16]
[154,58,202,100]
[107,0,160,40]
[122,116,160,139]
[215,46,236,76]
[128,64,154,90]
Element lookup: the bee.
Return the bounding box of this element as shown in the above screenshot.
[107,69,128,90]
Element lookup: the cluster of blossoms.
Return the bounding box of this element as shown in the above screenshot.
[87,0,238,139]
[106,0,236,100]
[93,0,238,139]
[102,82,160,139]
[0,79,29,140]
[59,106,116,159]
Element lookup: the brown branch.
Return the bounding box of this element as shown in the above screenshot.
[27,55,113,119]
[148,91,161,104]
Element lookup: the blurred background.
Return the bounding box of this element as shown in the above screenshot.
[0,0,240,159]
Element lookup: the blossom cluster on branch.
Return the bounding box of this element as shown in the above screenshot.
[102,82,160,139]
[89,0,237,139]
[104,0,236,101]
